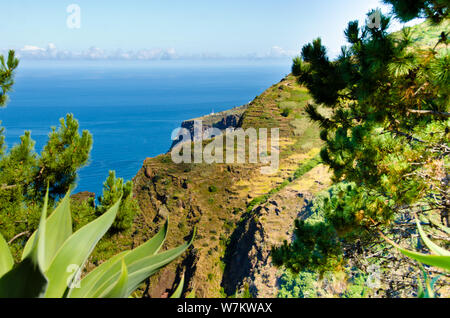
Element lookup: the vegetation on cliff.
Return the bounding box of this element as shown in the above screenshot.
[273,0,449,297]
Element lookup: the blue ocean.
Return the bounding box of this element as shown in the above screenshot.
[0,59,291,196]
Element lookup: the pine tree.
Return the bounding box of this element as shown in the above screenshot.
[0,50,19,107]
[97,171,139,233]
[0,52,94,251]
[35,114,93,199]
[384,0,448,23]
[0,51,19,158]
[274,0,449,278]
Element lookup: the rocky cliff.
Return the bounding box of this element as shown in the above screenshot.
[221,165,332,297]
[128,75,327,297]
[170,105,248,149]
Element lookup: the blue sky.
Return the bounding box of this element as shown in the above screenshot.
[0,0,413,59]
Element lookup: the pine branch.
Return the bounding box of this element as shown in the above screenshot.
[8,231,29,245]
[305,103,333,129]
[388,129,426,143]
[407,109,450,118]
[0,184,17,191]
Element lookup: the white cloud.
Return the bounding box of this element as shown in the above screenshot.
[21,45,45,52]
[7,43,180,61]
[266,46,296,59]
[2,43,298,61]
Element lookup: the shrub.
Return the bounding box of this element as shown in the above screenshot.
[97,171,139,233]
[71,198,96,232]
[278,270,318,298]
[208,185,218,193]
[281,107,292,117]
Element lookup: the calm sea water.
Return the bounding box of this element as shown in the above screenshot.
[0,59,291,195]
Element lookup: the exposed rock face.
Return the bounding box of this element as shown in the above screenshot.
[133,153,253,298]
[170,105,248,149]
[71,191,96,203]
[221,165,331,297]
[221,190,311,297]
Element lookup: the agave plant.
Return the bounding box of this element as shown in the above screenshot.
[382,218,450,271]
[0,189,193,298]
[381,217,450,298]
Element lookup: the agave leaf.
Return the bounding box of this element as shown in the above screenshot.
[416,218,450,257]
[44,199,121,298]
[400,248,450,270]
[0,190,50,298]
[420,215,450,235]
[0,232,13,279]
[186,290,196,298]
[22,191,73,270]
[33,188,48,268]
[425,276,435,298]
[68,251,129,298]
[430,275,442,291]
[123,230,195,297]
[69,220,168,298]
[124,219,168,260]
[0,257,48,298]
[90,229,195,298]
[391,240,450,270]
[101,259,129,298]
[417,276,425,298]
[170,273,185,298]
[418,264,435,298]
[382,225,450,271]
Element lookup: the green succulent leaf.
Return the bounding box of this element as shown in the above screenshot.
[186,290,196,298]
[0,233,13,279]
[89,228,195,298]
[0,189,50,298]
[68,251,129,298]
[418,264,435,298]
[69,220,168,298]
[416,218,450,257]
[101,259,129,298]
[389,239,450,270]
[122,229,195,297]
[0,257,48,298]
[170,273,185,298]
[44,199,121,298]
[22,190,73,270]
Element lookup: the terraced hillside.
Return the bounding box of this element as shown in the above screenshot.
[127,75,330,298]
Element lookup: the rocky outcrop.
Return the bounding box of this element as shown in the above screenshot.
[170,105,248,149]
[71,191,96,203]
[221,188,313,297]
[221,164,332,297]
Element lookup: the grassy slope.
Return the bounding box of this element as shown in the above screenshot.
[406,19,449,49]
